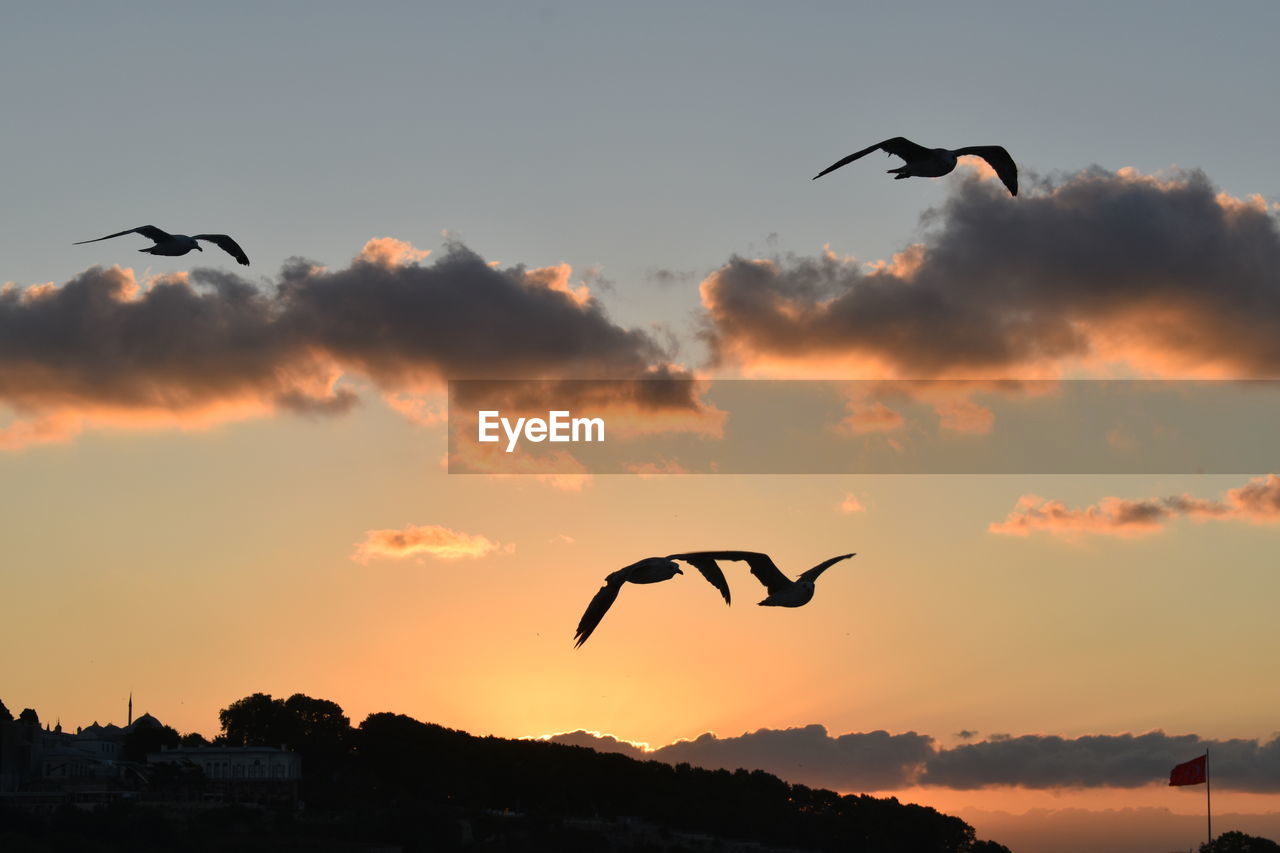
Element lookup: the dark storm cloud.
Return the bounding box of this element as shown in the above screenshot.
[546,730,648,760]
[922,732,1280,792]
[0,241,691,441]
[0,266,322,414]
[701,169,1280,377]
[551,725,935,791]
[654,725,935,791]
[553,727,1280,793]
[278,243,668,385]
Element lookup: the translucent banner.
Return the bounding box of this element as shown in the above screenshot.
[446,380,1280,475]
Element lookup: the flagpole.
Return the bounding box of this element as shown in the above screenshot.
[1206,748,1212,847]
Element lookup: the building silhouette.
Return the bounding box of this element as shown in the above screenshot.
[0,697,300,808]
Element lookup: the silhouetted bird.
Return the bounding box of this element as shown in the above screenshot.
[574,554,732,647]
[813,137,1018,196]
[75,225,250,265]
[676,551,856,607]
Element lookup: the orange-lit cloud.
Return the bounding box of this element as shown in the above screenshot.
[0,387,344,451]
[381,391,444,427]
[0,265,354,423]
[955,157,1002,187]
[989,474,1280,538]
[701,168,1280,381]
[277,242,673,387]
[839,492,865,514]
[521,262,591,307]
[1,242,685,450]
[836,400,905,434]
[351,523,510,564]
[1226,473,1280,520]
[829,380,1047,447]
[1106,425,1139,452]
[989,495,1174,539]
[624,457,691,476]
[934,398,995,434]
[0,410,83,450]
[860,242,926,279]
[355,237,431,268]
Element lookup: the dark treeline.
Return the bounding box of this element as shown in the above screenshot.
[4,692,1015,852]
[222,692,1006,851]
[350,712,985,851]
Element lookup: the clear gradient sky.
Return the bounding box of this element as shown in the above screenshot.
[3,3,1279,852]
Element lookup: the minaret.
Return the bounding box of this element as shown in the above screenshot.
[128,691,133,726]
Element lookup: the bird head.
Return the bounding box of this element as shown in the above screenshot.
[647,556,680,574]
[654,557,682,576]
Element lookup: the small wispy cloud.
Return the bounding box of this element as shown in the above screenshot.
[839,492,866,514]
[989,474,1280,539]
[934,398,994,435]
[381,391,444,426]
[836,401,905,435]
[351,523,511,564]
[625,457,691,477]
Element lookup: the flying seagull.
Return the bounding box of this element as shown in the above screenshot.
[74,225,250,265]
[573,554,732,647]
[677,551,856,607]
[813,137,1018,196]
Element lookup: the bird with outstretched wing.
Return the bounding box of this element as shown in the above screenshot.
[813,136,1017,196]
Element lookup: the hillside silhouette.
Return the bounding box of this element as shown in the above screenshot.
[3,692,1013,852]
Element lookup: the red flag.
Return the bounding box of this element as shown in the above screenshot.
[1169,754,1207,786]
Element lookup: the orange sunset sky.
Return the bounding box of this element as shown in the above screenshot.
[3,4,1280,852]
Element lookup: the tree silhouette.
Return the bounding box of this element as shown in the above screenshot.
[218,692,296,747]
[1202,831,1280,853]
[180,731,211,747]
[216,692,352,807]
[282,693,349,755]
[218,692,349,754]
